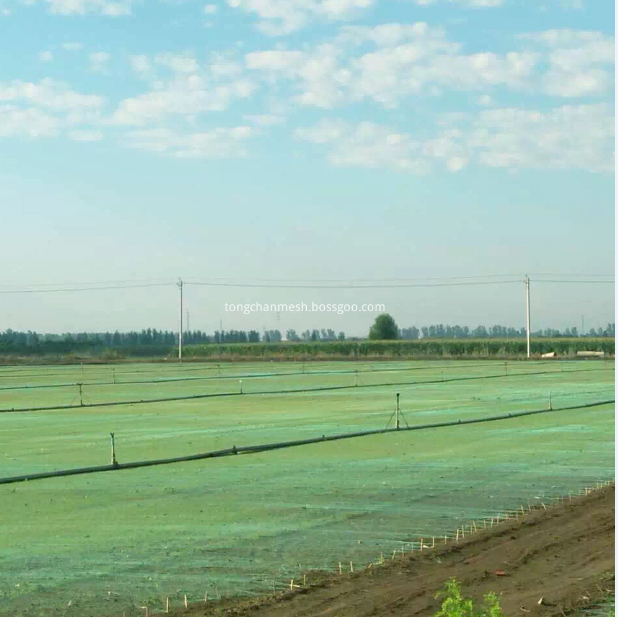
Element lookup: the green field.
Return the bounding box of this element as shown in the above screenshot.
[0,360,614,616]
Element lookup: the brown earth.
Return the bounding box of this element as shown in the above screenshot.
[166,485,615,617]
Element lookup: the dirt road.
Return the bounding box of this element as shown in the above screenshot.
[170,485,614,617]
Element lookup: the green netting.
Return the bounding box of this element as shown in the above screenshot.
[0,360,614,616]
[0,359,612,413]
[578,599,615,617]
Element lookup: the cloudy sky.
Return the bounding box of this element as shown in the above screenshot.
[0,0,614,336]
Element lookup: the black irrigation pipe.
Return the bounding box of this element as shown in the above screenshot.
[0,356,612,381]
[0,360,564,391]
[0,366,613,414]
[0,398,613,486]
[0,366,614,416]
[0,357,596,383]
[0,363,222,380]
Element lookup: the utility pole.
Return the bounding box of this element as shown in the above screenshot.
[178,278,183,362]
[186,310,190,334]
[525,275,531,359]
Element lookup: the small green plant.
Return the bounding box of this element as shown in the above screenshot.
[434,579,504,617]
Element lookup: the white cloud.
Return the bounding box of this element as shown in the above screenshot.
[247,46,352,107]
[130,54,152,77]
[519,29,614,97]
[246,24,538,108]
[27,0,132,15]
[245,23,613,109]
[0,79,105,111]
[62,42,83,51]
[203,3,217,13]
[69,129,104,141]
[463,104,614,172]
[0,105,60,138]
[124,126,252,157]
[243,113,285,125]
[155,52,199,73]
[227,0,375,35]
[0,79,105,141]
[89,51,111,73]
[111,74,255,125]
[296,120,431,172]
[38,50,53,62]
[407,0,503,6]
[296,103,614,174]
[544,68,609,97]
[210,52,243,77]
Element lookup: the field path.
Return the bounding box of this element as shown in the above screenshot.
[171,486,614,617]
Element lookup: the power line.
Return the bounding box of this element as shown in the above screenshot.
[531,280,615,284]
[183,274,522,283]
[0,277,174,290]
[528,273,614,277]
[185,280,523,289]
[0,276,612,295]
[0,283,173,295]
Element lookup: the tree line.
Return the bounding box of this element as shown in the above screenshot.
[399,323,615,339]
[0,321,614,355]
[0,327,347,352]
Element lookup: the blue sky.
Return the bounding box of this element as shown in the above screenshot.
[0,0,614,336]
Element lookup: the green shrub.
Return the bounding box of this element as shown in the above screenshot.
[434,579,503,617]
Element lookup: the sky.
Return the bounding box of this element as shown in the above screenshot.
[0,0,614,337]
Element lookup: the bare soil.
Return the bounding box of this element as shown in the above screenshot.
[168,485,614,617]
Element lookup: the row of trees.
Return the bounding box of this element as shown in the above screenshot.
[286,329,346,342]
[0,327,347,350]
[0,321,614,353]
[399,323,616,340]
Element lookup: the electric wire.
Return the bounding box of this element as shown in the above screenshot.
[0,275,613,294]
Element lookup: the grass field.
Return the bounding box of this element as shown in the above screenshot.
[0,359,614,616]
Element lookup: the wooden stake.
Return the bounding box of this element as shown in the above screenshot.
[456,528,460,540]
[420,538,424,551]
[350,561,354,573]
[204,592,208,604]
[520,505,525,516]
[166,597,169,613]
[303,574,306,587]
[391,550,396,561]
[432,537,435,548]
[184,594,188,608]
[444,535,447,544]
[339,562,342,574]
[472,521,477,532]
